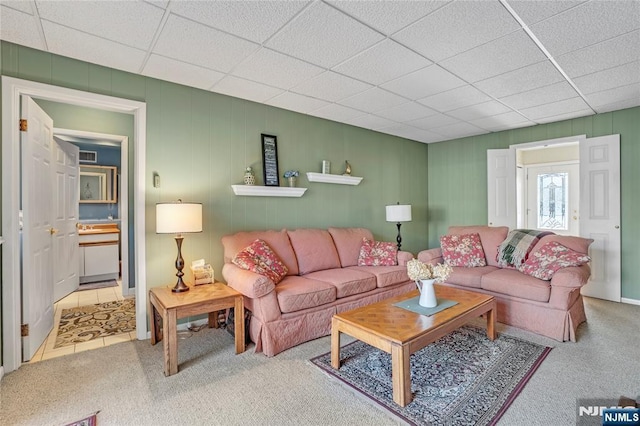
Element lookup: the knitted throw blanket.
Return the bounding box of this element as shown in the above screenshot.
[497,229,553,268]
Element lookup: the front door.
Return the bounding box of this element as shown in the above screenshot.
[21,96,55,361]
[53,138,80,302]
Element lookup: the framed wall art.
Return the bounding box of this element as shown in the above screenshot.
[261,133,279,187]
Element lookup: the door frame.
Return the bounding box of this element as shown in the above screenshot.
[54,128,130,296]
[2,76,147,374]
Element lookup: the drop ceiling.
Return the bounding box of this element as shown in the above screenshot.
[1,0,638,143]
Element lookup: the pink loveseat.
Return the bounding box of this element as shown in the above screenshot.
[221,228,415,356]
[418,225,593,342]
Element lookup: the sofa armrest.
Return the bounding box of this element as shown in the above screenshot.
[397,250,414,266]
[417,248,443,265]
[550,265,591,288]
[222,263,275,299]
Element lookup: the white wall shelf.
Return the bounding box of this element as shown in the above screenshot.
[306,172,363,186]
[231,185,307,197]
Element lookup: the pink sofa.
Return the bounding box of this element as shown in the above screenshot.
[418,226,593,342]
[221,227,415,356]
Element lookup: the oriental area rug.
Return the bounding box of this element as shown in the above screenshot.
[55,300,135,348]
[311,326,551,426]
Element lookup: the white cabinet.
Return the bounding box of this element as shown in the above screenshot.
[79,229,120,283]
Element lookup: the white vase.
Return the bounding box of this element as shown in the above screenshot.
[416,279,437,308]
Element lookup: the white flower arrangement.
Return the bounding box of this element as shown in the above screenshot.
[406,259,452,283]
[283,170,299,178]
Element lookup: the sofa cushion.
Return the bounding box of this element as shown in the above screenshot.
[445,266,499,288]
[305,268,376,298]
[328,227,374,267]
[531,234,593,256]
[287,229,341,274]
[348,265,410,288]
[275,276,337,313]
[481,269,551,302]
[232,239,288,284]
[448,226,508,267]
[440,233,487,267]
[222,229,299,275]
[357,238,398,266]
[520,241,591,280]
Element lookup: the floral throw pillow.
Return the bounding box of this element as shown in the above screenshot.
[519,241,590,280]
[440,233,487,267]
[232,239,288,284]
[357,238,398,266]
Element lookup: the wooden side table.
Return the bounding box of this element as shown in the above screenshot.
[148,282,245,376]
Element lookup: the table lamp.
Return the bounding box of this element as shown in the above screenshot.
[156,200,203,292]
[386,202,412,250]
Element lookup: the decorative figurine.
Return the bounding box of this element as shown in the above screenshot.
[244,167,256,185]
[343,160,352,176]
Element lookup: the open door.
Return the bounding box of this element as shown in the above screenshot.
[579,135,621,302]
[53,138,80,301]
[487,148,516,228]
[21,96,55,361]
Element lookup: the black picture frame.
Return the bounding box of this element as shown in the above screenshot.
[261,134,279,187]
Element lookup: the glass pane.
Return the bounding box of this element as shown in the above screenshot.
[537,172,568,230]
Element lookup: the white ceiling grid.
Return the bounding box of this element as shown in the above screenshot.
[0,0,638,144]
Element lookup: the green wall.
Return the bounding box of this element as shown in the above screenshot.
[427,107,640,300]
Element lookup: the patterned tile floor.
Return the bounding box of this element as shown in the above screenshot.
[29,283,135,363]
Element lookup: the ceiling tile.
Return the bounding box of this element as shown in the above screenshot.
[470,111,533,131]
[499,82,580,111]
[374,102,438,123]
[36,0,164,50]
[212,76,284,103]
[378,124,444,143]
[447,100,512,121]
[556,31,640,78]
[593,97,640,114]
[328,0,446,35]
[418,85,492,113]
[332,39,431,85]
[308,103,366,123]
[171,1,310,43]
[42,21,146,73]
[407,113,459,130]
[573,61,640,95]
[344,114,397,131]
[505,0,586,25]
[381,65,465,100]
[232,48,324,90]
[441,31,547,83]
[265,92,330,114]
[473,61,565,99]
[154,14,259,73]
[290,71,372,102]
[585,83,640,108]
[393,1,520,62]
[520,97,592,121]
[529,1,640,57]
[0,6,44,50]
[2,1,34,14]
[142,54,224,90]
[431,122,486,139]
[265,1,384,68]
[536,109,593,124]
[338,87,407,114]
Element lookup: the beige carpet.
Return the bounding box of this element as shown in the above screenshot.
[55,299,135,348]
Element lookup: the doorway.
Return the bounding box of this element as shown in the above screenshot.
[2,76,148,374]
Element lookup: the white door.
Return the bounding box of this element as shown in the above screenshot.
[53,138,80,301]
[526,163,580,236]
[21,96,55,361]
[579,135,621,302]
[487,149,516,228]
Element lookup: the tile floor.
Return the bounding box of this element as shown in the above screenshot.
[29,283,136,363]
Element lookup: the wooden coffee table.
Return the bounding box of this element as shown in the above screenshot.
[331,285,496,407]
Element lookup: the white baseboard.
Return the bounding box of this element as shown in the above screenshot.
[0,366,4,382]
[143,318,210,340]
[621,297,640,306]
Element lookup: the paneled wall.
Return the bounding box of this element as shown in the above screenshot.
[427,107,640,300]
[1,42,429,293]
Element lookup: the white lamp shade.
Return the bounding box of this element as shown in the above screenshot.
[386,204,412,222]
[156,202,203,234]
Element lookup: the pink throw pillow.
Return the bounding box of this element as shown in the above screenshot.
[232,239,288,284]
[440,233,487,267]
[357,238,398,266]
[519,241,590,280]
